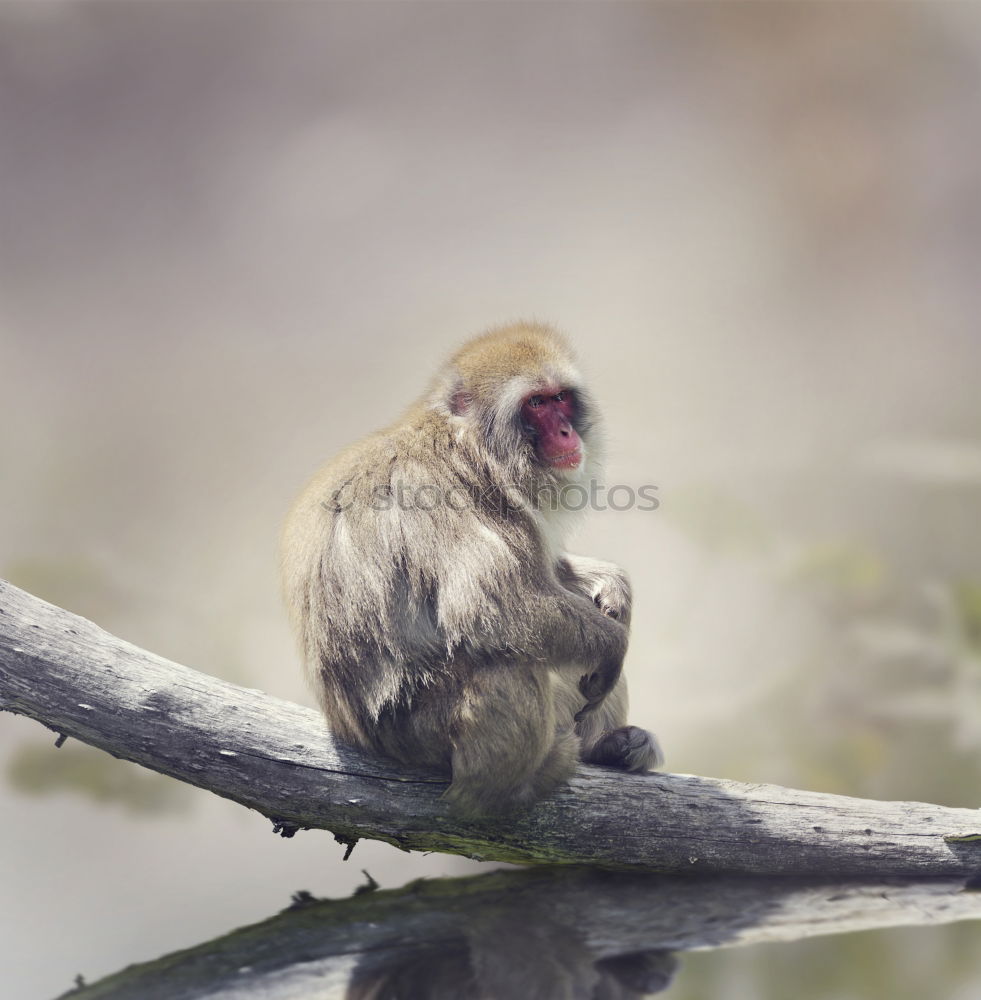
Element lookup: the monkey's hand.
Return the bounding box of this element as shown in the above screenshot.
[557,555,632,627]
[575,656,623,721]
[591,572,631,625]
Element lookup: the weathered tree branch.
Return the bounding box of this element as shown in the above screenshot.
[1,578,979,875]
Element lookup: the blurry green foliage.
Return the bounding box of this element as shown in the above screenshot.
[785,540,885,600]
[6,742,192,815]
[662,483,771,554]
[952,580,981,654]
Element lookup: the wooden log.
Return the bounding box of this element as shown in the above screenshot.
[2,578,980,875]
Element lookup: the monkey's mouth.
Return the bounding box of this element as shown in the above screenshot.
[546,447,583,470]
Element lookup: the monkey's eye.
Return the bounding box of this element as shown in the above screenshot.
[527,395,545,408]
[553,390,568,402]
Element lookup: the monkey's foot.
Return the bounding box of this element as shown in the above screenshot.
[596,951,679,994]
[583,726,664,772]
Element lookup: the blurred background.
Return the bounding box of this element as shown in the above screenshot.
[2,2,980,998]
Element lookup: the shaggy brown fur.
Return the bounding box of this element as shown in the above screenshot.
[281,323,662,816]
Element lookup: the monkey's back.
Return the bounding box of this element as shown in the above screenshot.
[280,409,539,753]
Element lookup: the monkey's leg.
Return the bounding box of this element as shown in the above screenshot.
[555,674,664,773]
[555,559,663,771]
[445,666,579,818]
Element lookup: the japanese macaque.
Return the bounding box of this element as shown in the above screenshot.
[281,322,662,817]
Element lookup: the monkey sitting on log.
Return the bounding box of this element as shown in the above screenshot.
[281,322,662,817]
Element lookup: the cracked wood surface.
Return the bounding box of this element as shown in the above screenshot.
[1,578,980,875]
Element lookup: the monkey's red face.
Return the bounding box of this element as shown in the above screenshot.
[521,388,583,470]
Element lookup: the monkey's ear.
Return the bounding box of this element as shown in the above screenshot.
[449,389,473,416]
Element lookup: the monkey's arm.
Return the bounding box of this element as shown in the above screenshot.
[485,586,626,721]
[461,580,628,677]
[400,525,624,716]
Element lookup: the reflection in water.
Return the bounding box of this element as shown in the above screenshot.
[348,941,677,1000]
[345,901,677,1000]
[63,866,981,1000]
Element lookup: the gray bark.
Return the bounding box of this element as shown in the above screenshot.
[2,578,980,875]
[60,867,981,1000]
